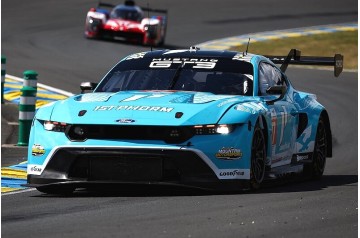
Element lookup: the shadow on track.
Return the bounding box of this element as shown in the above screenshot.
[31,174,357,198]
[86,37,186,50]
[258,174,358,194]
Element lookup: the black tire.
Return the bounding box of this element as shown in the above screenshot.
[304,118,327,179]
[36,186,75,195]
[250,123,266,189]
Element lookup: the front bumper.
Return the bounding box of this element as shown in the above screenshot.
[26,147,250,191]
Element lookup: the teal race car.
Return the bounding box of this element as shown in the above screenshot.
[25,47,343,194]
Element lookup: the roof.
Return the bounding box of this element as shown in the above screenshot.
[142,48,257,61]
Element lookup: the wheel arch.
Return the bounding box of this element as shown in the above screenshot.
[320,110,332,157]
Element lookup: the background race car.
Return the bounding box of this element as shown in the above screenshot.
[85,0,167,46]
[25,47,343,194]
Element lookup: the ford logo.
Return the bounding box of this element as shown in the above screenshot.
[115,119,136,123]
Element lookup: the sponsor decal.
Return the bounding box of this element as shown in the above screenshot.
[126,52,146,60]
[217,169,250,179]
[77,93,113,102]
[235,102,266,114]
[296,154,309,162]
[94,105,174,113]
[163,50,188,54]
[116,118,136,123]
[279,106,288,146]
[235,104,255,114]
[29,165,42,173]
[232,53,252,62]
[32,144,45,156]
[271,118,277,145]
[193,94,235,104]
[219,170,245,177]
[217,98,239,107]
[232,53,244,60]
[216,147,242,160]
[149,58,218,69]
[271,108,277,145]
[121,94,168,102]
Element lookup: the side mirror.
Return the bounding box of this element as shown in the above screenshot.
[80,82,98,94]
[266,85,286,105]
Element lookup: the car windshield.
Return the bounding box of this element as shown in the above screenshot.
[96,57,254,96]
[110,8,142,21]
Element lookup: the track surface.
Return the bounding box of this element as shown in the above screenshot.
[2,0,357,237]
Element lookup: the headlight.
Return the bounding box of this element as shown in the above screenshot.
[216,125,231,134]
[43,121,67,132]
[194,124,235,135]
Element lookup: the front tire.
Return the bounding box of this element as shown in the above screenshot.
[250,123,266,189]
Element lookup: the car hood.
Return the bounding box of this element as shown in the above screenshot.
[46,91,256,126]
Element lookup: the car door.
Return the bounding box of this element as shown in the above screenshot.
[258,62,297,167]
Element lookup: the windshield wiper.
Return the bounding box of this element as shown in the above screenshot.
[168,61,185,90]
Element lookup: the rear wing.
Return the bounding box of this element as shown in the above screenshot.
[265,49,344,77]
[98,1,168,14]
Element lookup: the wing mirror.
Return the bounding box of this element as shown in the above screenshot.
[80,82,98,94]
[266,85,286,105]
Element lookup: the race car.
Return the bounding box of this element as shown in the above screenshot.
[84,0,167,46]
[24,47,343,194]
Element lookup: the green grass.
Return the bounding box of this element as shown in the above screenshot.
[231,30,358,70]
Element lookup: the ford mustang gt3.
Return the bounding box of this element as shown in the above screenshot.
[25,47,343,194]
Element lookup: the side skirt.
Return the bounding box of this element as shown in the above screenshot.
[265,153,313,179]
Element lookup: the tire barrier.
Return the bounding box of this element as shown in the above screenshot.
[1,55,6,104]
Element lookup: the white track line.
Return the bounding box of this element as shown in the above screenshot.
[6,74,74,97]
[2,188,37,196]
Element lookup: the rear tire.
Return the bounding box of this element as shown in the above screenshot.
[304,117,327,179]
[250,123,266,190]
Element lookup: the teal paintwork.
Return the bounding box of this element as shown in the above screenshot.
[26,49,330,189]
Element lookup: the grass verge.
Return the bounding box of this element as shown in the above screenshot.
[231,30,358,70]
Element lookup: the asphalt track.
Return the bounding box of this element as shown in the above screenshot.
[1,0,358,237]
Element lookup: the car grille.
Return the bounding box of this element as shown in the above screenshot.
[66,125,195,144]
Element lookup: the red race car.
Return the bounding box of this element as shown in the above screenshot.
[85,0,168,46]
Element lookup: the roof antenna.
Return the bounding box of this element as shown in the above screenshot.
[147,2,152,51]
[245,38,250,55]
